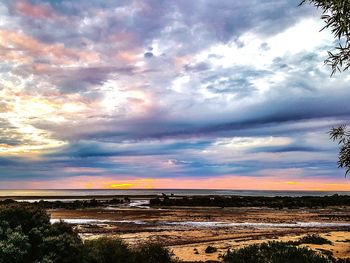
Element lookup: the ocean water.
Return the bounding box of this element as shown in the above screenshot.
[0,189,349,197]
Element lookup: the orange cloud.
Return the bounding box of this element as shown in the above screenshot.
[11,175,350,191]
[0,29,100,65]
[114,51,140,64]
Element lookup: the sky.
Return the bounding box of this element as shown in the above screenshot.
[0,0,350,190]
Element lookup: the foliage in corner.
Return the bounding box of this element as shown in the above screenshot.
[300,0,350,75]
[0,204,175,263]
[329,125,350,176]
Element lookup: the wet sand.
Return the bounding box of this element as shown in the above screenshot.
[49,205,350,262]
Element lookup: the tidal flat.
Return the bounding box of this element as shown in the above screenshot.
[38,195,350,262]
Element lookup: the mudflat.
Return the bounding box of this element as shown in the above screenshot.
[49,205,350,262]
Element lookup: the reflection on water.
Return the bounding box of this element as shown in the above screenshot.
[50,219,147,225]
[128,199,150,208]
[163,221,350,228]
[50,218,350,228]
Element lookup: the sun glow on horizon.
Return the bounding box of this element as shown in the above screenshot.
[0,0,349,190]
[109,183,134,189]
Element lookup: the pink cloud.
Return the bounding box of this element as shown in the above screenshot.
[63,167,107,174]
[15,0,56,19]
[0,29,100,65]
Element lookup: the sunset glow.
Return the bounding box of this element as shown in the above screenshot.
[0,0,350,190]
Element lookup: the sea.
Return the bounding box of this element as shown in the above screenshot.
[0,189,349,198]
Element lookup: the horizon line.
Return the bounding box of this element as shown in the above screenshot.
[1,188,350,192]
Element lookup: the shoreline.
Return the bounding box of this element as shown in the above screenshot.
[1,192,349,199]
[1,196,349,261]
[1,188,350,199]
[47,206,350,262]
[0,195,158,200]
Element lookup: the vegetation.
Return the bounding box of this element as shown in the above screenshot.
[297,234,333,245]
[133,243,174,263]
[223,241,332,263]
[3,194,350,211]
[205,246,217,254]
[1,203,348,263]
[301,1,350,177]
[0,204,84,263]
[0,198,126,210]
[301,0,350,75]
[0,204,175,263]
[84,239,174,263]
[149,194,350,208]
[84,237,133,263]
[330,125,350,176]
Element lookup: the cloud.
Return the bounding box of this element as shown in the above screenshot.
[14,0,57,19]
[250,146,321,153]
[0,0,349,188]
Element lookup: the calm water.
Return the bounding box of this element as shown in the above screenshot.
[0,189,349,197]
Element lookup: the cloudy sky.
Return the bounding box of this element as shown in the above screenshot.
[0,0,350,190]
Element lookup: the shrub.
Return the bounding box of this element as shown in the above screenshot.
[223,241,331,263]
[149,195,350,208]
[298,234,333,245]
[84,237,133,263]
[205,245,217,253]
[134,243,174,263]
[0,228,31,263]
[84,238,175,263]
[0,204,176,263]
[40,233,84,263]
[0,204,84,263]
[0,204,50,233]
[335,259,350,263]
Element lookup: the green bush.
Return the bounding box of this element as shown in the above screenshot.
[84,237,134,263]
[0,204,50,233]
[0,204,176,263]
[223,241,331,263]
[205,245,217,253]
[0,204,84,263]
[0,228,31,263]
[84,238,175,263]
[134,243,174,263]
[149,194,350,208]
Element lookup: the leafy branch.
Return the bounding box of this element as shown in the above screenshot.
[300,0,350,75]
[329,125,350,176]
